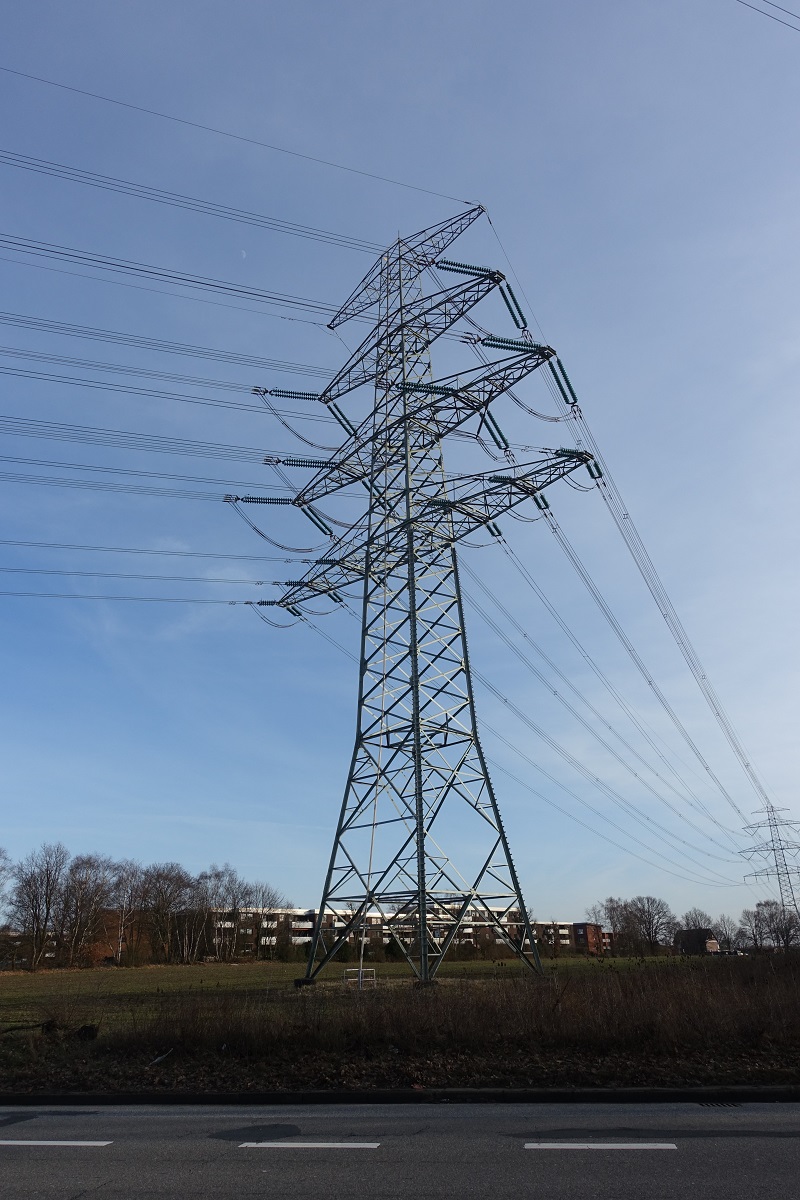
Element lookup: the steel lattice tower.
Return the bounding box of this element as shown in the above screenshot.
[229,208,597,981]
[742,805,800,917]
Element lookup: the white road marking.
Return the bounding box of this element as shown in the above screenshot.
[525,1142,677,1150]
[240,1141,380,1149]
[0,1140,112,1147]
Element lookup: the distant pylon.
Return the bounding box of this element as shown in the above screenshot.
[742,804,800,916]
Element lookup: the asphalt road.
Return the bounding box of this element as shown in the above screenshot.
[0,1101,798,1198]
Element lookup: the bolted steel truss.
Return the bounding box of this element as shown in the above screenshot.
[229,207,598,981]
[742,805,800,917]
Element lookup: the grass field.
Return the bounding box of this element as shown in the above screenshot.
[0,954,682,1026]
[2,955,798,1093]
[0,955,620,1027]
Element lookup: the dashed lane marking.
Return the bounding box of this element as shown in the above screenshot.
[525,1143,677,1151]
[0,1140,112,1147]
[240,1142,380,1149]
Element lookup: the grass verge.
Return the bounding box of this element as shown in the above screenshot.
[2,955,798,1092]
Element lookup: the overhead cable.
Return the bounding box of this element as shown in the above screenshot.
[496,536,726,820]
[0,342,332,384]
[0,537,303,563]
[0,309,333,373]
[0,149,382,253]
[0,234,339,316]
[0,363,340,420]
[0,590,248,603]
[463,560,743,850]
[542,361,762,820]
[487,756,737,888]
[473,667,740,874]
[0,252,333,328]
[0,565,282,585]
[730,0,800,34]
[463,577,742,848]
[0,414,326,465]
[0,452,300,492]
[0,64,476,204]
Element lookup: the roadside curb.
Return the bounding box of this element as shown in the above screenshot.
[1,1085,800,1106]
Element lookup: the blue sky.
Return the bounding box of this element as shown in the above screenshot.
[1,0,798,922]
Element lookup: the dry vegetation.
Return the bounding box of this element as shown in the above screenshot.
[2,955,800,1092]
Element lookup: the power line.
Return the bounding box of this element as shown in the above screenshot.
[0,566,283,585]
[538,514,750,824]
[541,359,771,821]
[487,757,737,888]
[473,666,741,874]
[0,590,248,603]
[461,559,737,833]
[761,0,800,17]
[0,415,319,465]
[731,0,800,33]
[0,363,339,420]
[463,577,743,849]
[0,469,232,501]
[0,251,333,328]
[0,233,340,316]
[0,64,475,205]
[484,231,777,833]
[0,341,332,384]
[0,149,382,254]
[0,310,334,373]
[0,451,300,491]
[0,537,303,563]
[275,601,740,887]
[495,536,723,808]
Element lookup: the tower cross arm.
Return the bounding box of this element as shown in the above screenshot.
[296,346,555,506]
[328,204,485,328]
[272,452,595,613]
[272,519,370,611]
[318,272,505,407]
[425,450,595,542]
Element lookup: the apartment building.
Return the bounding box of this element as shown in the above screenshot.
[210,907,611,958]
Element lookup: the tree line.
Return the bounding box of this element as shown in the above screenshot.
[2,845,796,971]
[586,895,800,956]
[0,843,285,970]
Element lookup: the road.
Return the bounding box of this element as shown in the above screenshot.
[0,1100,798,1198]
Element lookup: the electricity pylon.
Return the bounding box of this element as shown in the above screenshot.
[228,207,599,981]
[742,805,800,917]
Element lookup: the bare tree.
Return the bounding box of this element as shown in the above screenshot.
[713,913,741,951]
[218,864,256,960]
[773,909,800,951]
[251,880,286,911]
[0,847,11,920]
[588,897,631,955]
[55,854,115,967]
[740,905,768,949]
[174,869,230,964]
[143,862,193,963]
[757,899,800,950]
[9,843,70,969]
[681,907,714,931]
[627,895,678,955]
[250,880,287,960]
[110,860,147,965]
